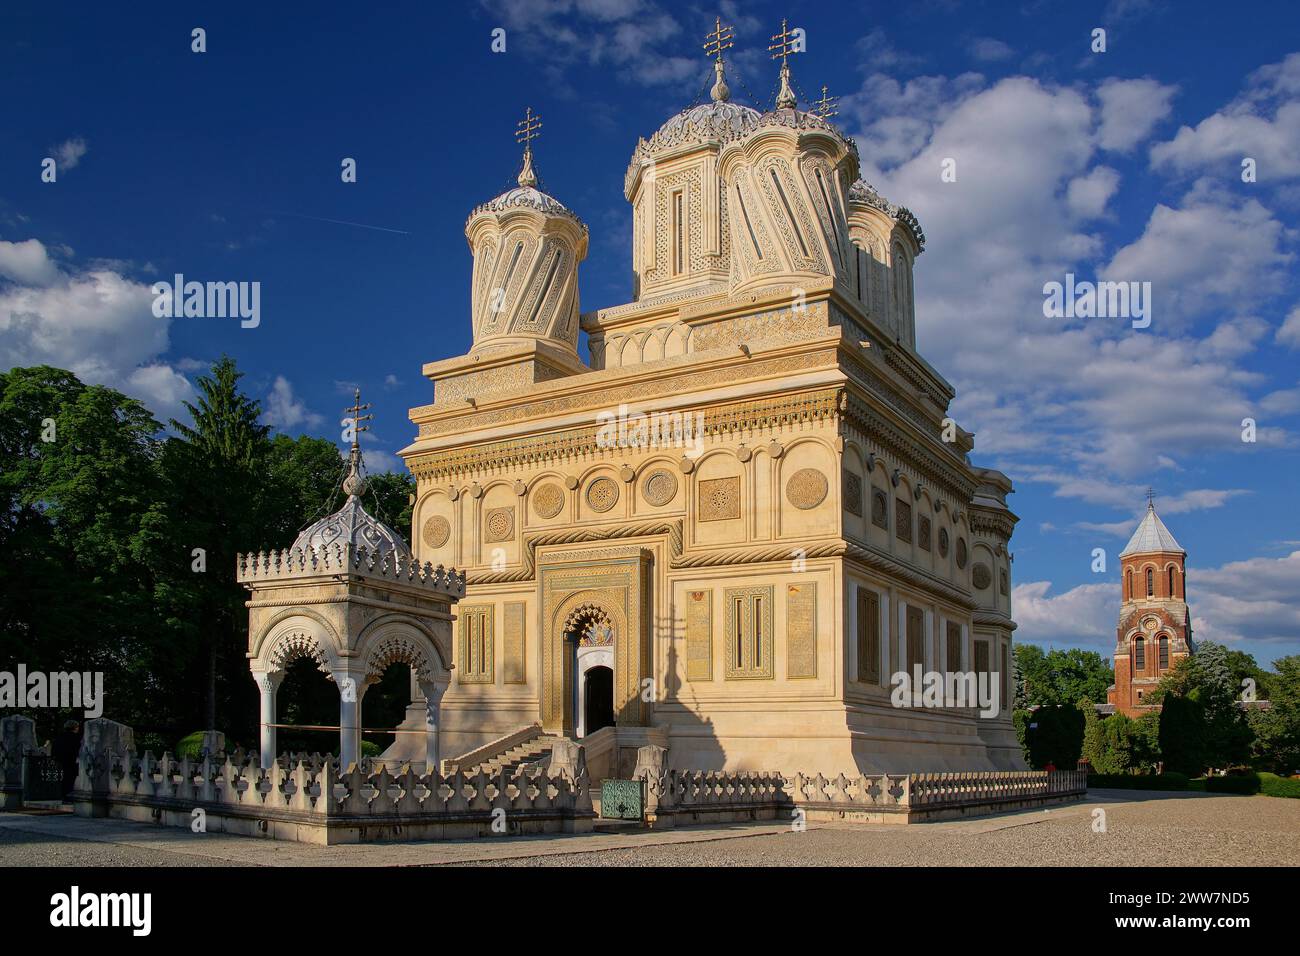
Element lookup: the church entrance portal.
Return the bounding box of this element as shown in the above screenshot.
[583,666,614,735]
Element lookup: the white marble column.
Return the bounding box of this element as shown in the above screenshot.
[419,677,450,772]
[254,671,283,769]
[336,671,363,768]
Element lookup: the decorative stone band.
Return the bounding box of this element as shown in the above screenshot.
[73,748,593,832]
[463,519,979,611]
[236,544,465,597]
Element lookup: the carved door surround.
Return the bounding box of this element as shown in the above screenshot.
[538,545,652,735]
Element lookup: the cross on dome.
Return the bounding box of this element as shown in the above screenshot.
[768,18,802,109]
[516,106,543,187]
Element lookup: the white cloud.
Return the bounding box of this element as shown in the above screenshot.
[0,237,195,421]
[1096,77,1176,152]
[0,238,61,286]
[263,376,323,430]
[1151,52,1300,179]
[1012,580,1116,650]
[1066,166,1120,220]
[50,137,88,172]
[1278,304,1300,349]
[967,37,1013,63]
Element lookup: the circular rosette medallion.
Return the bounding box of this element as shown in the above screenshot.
[785,468,829,510]
[531,483,565,519]
[421,515,451,549]
[586,476,620,513]
[641,469,678,507]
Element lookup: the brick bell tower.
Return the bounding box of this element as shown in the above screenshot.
[1108,497,1193,716]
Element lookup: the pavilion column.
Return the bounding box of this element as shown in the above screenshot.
[336,669,366,768]
[419,677,450,773]
[253,671,283,769]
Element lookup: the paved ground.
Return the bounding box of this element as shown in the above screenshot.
[1,789,1296,867]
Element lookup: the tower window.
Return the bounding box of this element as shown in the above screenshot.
[1125,568,1132,600]
[1159,635,1169,669]
[1146,568,1154,597]
[1134,636,1145,670]
[671,189,685,276]
[1169,566,1177,598]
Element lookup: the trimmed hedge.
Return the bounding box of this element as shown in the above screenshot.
[1260,773,1300,798]
[1204,774,1261,795]
[1087,772,1189,791]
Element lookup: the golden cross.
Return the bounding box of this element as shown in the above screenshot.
[812,84,838,118]
[516,106,542,154]
[768,17,799,63]
[344,387,373,452]
[703,16,733,61]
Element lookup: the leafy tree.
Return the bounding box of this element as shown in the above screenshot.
[1019,704,1084,769]
[363,470,415,546]
[1248,656,1300,773]
[1014,644,1113,707]
[1158,692,1206,776]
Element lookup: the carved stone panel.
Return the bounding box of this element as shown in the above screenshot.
[871,488,888,530]
[843,470,863,517]
[504,601,526,684]
[532,482,565,519]
[642,469,678,507]
[786,583,816,679]
[422,515,451,549]
[698,476,740,521]
[484,507,514,543]
[786,468,829,510]
[685,589,713,682]
[586,476,620,513]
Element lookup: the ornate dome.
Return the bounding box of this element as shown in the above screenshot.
[639,100,761,156]
[290,447,411,560]
[468,184,585,230]
[848,178,926,254]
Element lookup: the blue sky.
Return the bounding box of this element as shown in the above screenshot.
[2,0,1298,667]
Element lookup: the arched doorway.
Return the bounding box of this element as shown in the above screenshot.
[564,604,616,738]
[584,666,614,735]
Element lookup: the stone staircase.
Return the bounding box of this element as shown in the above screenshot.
[478,733,563,776]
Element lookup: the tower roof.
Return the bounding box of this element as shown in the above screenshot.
[1120,503,1184,557]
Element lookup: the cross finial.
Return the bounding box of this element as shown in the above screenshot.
[768,18,801,109]
[704,16,734,62]
[515,107,543,187]
[1145,487,1156,509]
[812,84,838,118]
[344,387,373,455]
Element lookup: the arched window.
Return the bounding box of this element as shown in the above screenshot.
[1125,569,1133,600]
[1168,566,1177,598]
[1146,568,1154,597]
[1159,635,1169,669]
[1134,636,1146,670]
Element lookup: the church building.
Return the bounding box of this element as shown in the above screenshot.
[394,21,1025,777]
[1108,501,1193,716]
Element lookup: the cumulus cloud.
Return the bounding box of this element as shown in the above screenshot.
[1278,304,1300,349]
[1096,77,1176,152]
[967,37,1013,63]
[0,240,195,420]
[1066,166,1121,220]
[1151,52,1300,180]
[1013,580,1116,650]
[262,376,323,430]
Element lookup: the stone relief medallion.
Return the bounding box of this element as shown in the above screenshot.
[843,470,863,517]
[484,507,514,542]
[938,527,950,557]
[1142,617,1159,632]
[586,476,620,513]
[786,468,828,510]
[642,469,678,507]
[421,515,451,549]
[698,477,740,521]
[871,489,888,529]
[972,562,992,590]
[956,537,968,569]
[532,482,565,518]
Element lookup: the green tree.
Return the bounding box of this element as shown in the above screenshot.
[1015,644,1113,707]
[1158,692,1206,776]
[1248,656,1300,773]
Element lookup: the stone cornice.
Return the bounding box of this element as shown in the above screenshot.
[972,609,1017,631]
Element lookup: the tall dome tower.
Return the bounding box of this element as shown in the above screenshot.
[1108,497,1193,716]
[423,109,590,406]
[623,18,760,302]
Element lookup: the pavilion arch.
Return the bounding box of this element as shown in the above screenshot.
[356,614,451,688]
[549,589,632,735]
[251,610,342,677]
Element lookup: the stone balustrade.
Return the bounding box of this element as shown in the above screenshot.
[74,746,592,844]
[235,543,465,597]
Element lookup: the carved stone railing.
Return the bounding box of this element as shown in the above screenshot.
[74,746,592,842]
[236,544,465,597]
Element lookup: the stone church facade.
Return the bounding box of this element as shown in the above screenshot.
[398,45,1023,776]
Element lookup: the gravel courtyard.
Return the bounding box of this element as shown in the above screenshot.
[1,789,1296,867]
